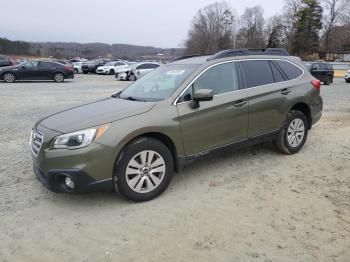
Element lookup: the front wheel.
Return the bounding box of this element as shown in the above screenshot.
[127,73,137,81]
[3,72,16,83]
[275,110,308,154]
[114,137,174,202]
[53,73,64,83]
[346,79,350,83]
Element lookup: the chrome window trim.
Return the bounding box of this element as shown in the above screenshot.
[173,58,305,105]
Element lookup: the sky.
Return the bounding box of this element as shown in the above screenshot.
[0,0,285,48]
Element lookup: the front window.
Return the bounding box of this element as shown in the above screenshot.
[119,64,198,102]
[104,62,114,66]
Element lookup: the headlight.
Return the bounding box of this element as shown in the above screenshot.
[51,124,110,149]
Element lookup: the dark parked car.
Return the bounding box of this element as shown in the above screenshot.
[304,62,334,85]
[0,61,74,83]
[82,59,111,74]
[0,55,14,68]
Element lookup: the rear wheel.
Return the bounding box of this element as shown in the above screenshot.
[73,68,78,74]
[83,71,88,74]
[346,79,350,83]
[3,72,15,83]
[109,69,115,75]
[53,73,64,83]
[114,137,174,202]
[275,110,308,154]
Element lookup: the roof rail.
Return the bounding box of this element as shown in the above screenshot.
[171,54,212,62]
[207,48,290,61]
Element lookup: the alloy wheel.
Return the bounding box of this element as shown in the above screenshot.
[54,73,64,82]
[3,73,15,83]
[287,118,305,147]
[125,150,166,193]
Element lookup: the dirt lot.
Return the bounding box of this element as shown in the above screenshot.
[0,75,349,262]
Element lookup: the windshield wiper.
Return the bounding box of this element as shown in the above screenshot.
[111,91,122,98]
[121,96,146,102]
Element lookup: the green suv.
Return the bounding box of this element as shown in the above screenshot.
[30,48,323,202]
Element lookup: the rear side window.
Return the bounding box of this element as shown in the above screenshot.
[0,55,6,60]
[276,61,303,80]
[240,60,274,88]
[270,62,286,83]
[147,63,160,69]
[39,61,55,67]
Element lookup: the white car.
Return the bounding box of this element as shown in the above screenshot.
[73,62,83,74]
[345,70,350,83]
[115,62,161,81]
[96,61,129,75]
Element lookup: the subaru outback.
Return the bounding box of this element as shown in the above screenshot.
[30,48,323,202]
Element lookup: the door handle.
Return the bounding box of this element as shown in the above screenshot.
[281,88,291,95]
[233,100,247,107]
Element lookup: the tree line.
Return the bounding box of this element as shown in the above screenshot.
[184,0,350,58]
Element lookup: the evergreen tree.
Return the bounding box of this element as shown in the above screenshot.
[267,25,282,48]
[291,0,323,55]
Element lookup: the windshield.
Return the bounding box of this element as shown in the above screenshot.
[105,62,114,66]
[119,64,198,102]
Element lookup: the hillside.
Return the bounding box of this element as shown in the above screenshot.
[0,37,184,60]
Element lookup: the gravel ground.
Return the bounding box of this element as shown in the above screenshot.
[0,75,349,262]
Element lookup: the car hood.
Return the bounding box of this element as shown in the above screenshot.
[39,97,155,133]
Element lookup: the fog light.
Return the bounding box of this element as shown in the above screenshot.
[65,177,75,189]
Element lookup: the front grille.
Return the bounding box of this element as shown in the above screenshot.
[30,129,44,157]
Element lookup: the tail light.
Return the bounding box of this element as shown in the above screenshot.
[64,65,74,72]
[311,79,321,90]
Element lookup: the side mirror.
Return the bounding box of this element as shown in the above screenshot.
[191,89,214,109]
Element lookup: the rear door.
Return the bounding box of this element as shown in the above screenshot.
[239,59,293,137]
[37,61,57,79]
[176,62,249,156]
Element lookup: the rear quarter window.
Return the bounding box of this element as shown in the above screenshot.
[276,61,303,80]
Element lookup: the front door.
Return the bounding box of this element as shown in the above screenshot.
[176,62,249,156]
[17,61,39,80]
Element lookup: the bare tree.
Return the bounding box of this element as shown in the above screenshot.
[236,6,265,48]
[281,0,302,52]
[322,0,349,52]
[184,1,236,54]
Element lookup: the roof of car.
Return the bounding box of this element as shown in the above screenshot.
[170,48,296,66]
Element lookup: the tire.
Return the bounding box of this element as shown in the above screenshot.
[83,71,88,74]
[346,79,350,83]
[275,110,308,155]
[109,69,115,75]
[2,72,16,83]
[53,73,64,83]
[114,137,174,202]
[73,68,78,74]
[324,77,330,85]
[127,73,137,81]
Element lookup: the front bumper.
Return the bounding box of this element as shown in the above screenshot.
[31,124,117,193]
[33,165,113,193]
[97,69,109,74]
[116,72,127,80]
